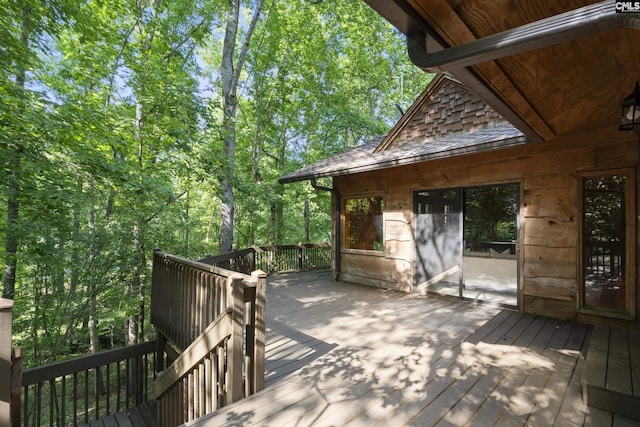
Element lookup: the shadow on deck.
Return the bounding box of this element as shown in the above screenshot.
[180,270,638,427]
[582,325,640,423]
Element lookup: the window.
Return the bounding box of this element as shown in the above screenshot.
[344,196,384,251]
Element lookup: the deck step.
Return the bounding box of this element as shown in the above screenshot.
[582,325,640,421]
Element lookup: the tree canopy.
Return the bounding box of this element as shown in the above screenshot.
[1,0,431,366]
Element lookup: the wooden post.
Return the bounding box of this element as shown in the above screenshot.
[251,270,266,393]
[0,298,14,427]
[227,275,244,404]
[156,332,167,374]
[10,349,22,427]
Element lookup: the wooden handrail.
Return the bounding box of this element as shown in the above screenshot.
[154,310,232,398]
[18,341,157,427]
[198,242,331,274]
[21,341,156,386]
[152,251,266,426]
[151,251,249,350]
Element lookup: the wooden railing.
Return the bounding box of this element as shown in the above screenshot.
[16,341,156,427]
[198,242,331,274]
[585,240,624,283]
[151,250,266,427]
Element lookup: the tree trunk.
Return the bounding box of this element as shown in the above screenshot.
[269,202,276,245]
[3,151,20,300]
[65,185,81,348]
[304,197,310,243]
[2,6,29,300]
[218,0,265,253]
[88,182,99,354]
[218,0,240,253]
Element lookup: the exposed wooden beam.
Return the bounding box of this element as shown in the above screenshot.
[407,0,556,141]
[408,2,634,71]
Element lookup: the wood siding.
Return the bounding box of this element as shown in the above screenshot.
[335,123,639,321]
[379,74,509,151]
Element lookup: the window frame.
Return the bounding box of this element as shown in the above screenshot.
[342,194,385,255]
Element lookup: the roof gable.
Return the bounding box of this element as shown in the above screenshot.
[375,73,508,152]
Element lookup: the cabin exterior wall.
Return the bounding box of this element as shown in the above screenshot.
[333,123,639,322]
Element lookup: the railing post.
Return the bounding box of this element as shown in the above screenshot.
[0,298,14,427]
[156,332,167,373]
[250,248,256,272]
[298,245,303,270]
[10,349,22,427]
[252,270,266,393]
[227,275,245,404]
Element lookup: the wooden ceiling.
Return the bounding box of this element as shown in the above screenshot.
[366,0,640,141]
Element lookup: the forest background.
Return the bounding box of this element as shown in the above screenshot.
[1,0,431,368]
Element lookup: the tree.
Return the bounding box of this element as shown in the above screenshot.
[1,0,430,368]
[217,0,266,252]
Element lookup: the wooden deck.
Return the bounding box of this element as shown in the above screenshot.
[182,270,636,427]
[82,401,157,427]
[582,325,640,422]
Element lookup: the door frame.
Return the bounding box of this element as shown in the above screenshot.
[413,182,521,308]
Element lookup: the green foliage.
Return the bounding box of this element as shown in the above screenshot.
[1,0,430,367]
[464,186,518,243]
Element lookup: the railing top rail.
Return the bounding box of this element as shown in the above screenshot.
[156,250,251,281]
[21,340,156,387]
[197,247,256,265]
[252,242,331,251]
[153,308,233,399]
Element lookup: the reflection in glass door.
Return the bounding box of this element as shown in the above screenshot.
[463,185,519,307]
[414,184,519,307]
[414,189,463,297]
[582,175,628,313]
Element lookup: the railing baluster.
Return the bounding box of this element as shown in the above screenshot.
[95,366,100,419]
[105,363,110,415]
[125,357,130,407]
[73,372,78,426]
[116,360,121,411]
[84,370,88,424]
[36,382,42,425]
[22,385,28,427]
[61,375,66,426]
[48,379,53,427]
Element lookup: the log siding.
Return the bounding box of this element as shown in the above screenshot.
[335,124,639,321]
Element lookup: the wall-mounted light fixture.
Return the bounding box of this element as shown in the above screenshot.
[619,81,640,131]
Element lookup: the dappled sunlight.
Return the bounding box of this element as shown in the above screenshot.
[190,272,591,426]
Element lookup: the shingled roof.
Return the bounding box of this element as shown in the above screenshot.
[279,74,530,184]
[279,124,527,183]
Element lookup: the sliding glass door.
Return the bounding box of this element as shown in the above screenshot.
[414,184,519,307]
[463,185,518,307]
[414,189,463,297]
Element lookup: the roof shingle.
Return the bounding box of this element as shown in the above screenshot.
[279,125,528,184]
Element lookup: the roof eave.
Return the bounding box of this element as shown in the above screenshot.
[362,0,546,143]
[279,134,530,184]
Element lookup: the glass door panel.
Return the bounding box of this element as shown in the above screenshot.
[583,175,627,312]
[414,189,463,297]
[463,185,519,307]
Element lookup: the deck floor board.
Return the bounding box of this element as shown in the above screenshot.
[185,270,614,427]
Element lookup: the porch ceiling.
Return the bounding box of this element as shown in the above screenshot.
[365,0,640,142]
